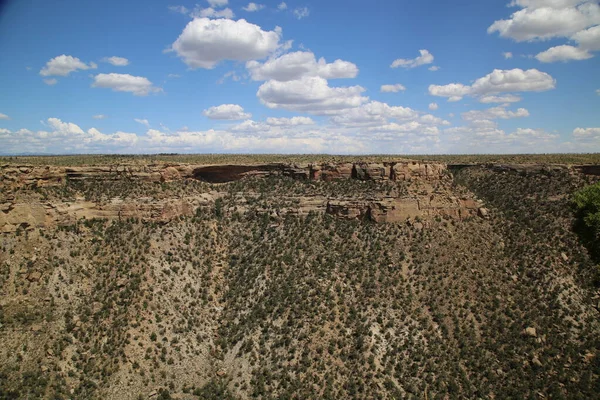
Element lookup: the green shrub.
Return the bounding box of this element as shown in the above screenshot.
[573,182,600,239]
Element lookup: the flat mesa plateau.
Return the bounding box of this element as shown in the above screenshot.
[1,154,599,399]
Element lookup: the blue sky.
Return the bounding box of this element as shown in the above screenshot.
[0,0,599,154]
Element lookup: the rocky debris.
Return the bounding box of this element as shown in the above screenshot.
[561,252,569,262]
[523,327,537,338]
[583,352,595,363]
[478,207,490,219]
[531,356,543,367]
[27,271,42,282]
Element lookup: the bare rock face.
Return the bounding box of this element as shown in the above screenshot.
[0,203,47,233]
[0,160,486,231]
[391,162,446,181]
[311,163,354,181]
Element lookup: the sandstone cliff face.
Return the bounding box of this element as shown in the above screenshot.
[1,160,447,189]
[0,161,481,232]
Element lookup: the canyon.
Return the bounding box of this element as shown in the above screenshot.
[1,160,488,233]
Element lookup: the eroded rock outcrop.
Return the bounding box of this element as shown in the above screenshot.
[0,160,486,232]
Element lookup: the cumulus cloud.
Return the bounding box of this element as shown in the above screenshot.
[490,1,600,63]
[266,116,315,126]
[488,1,600,42]
[168,5,189,15]
[380,84,406,93]
[278,2,288,10]
[103,56,130,66]
[462,106,530,121]
[572,25,600,51]
[208,0,228,7]
[573,127,600,139]
[429,68,555,101]
[170,18,282,69]
[203,104,252,120]
[91,73,161,96]
[330,101,420,127]
[294,7,310,19]
[0,113,10,120]
[479,94,522,103]
[190,6,235,18]
[503,52,514,59]
[246,51,358,82]
[257,76,368,115]
[0,118,140,154]
[92,114,107,119]
[44,78,58,86]
[391,49,434,69]
[428,66,440,71]
[445,119,560,153]
[535,44,593,62]
[243,3,265,12]
[134,118,150,127]
[429,103,439,111]
[428,83,471,102]
[40,55,96,77]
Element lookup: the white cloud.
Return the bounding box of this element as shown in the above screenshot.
[208,0,228,7]
[203,104,252,120]
[293,7,310,19]
[257,76,368,115]
[40,55,96,77]
[278,2,288,10]
[573,127,600,139]
[266,116,315,126]
[246,51,358,81]
[134,118,150,127]
[170,18,282,69]
[506,127,559,142]
[91,73,161,96]
[429,102,439,111]
[168,5,189,15]
[191,6,235,18]
[462,106,530,121]
[367,122,440,136]
[44,78,58,86]
[391,49,434,69]
[428,66,440,71]
[380,84,406,93]
[330,101,420,127]
[93,114,107,119]
[572,25,600,51]
[535,44,593,62]
[503,51,514,59]
[488,1,600,42]
[429,83,471,102]
[103,56,130,66]
[479,94,522,103]
[489,1,600,64]
[0,113,10,120]
[243,3,265,12]
[597,89,600,95]
[230,120,270,133]
[429,68,555,101]
[470,69,555,95]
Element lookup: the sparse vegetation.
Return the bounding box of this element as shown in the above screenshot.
[1,156,599,399]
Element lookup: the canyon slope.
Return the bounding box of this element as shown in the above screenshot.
[1,157,599,399]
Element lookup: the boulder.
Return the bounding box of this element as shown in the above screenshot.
[523,327,537,337]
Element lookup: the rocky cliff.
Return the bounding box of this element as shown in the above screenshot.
[1,160,488,233]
